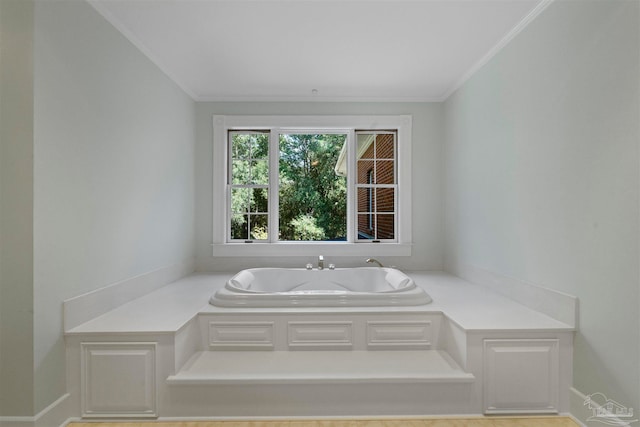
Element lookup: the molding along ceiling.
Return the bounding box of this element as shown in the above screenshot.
[88,0,552,102]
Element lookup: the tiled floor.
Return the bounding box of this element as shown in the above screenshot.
[68,417,580,427]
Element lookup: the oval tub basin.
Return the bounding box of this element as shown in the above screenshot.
[210,267,432,307]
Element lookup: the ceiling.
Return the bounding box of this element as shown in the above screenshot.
[88,0,548,102]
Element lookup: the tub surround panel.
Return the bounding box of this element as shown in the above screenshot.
[65,271,574,418]
[80,342,157,418]
[67,272,572,335]
[413,273,572,332]
[451,263,577,328]
[65,273,222,335]
[483,339,560,414]
[209,322,275,350]
[366,321,432,350]
[288,321,354,350]
[199,313,442,353]
[64,258,195,332]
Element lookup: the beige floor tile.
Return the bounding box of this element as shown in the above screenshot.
[421,419,491,427]
[67,416,578,427]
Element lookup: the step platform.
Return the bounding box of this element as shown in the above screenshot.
[167,350,474,385]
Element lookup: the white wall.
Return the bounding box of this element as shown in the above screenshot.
[0,0,35,416]
[444,0,639,413]
[32,0,196,413]
[195,102,443,272]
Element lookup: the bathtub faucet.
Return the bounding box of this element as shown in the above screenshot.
[365,258,384,268]
[318,255,324,270]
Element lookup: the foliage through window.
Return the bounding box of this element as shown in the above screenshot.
[279,133,347,241]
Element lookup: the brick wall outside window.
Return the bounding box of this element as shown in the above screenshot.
[357,133,395,239]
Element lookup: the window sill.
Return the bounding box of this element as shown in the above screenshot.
[211,242,412,257]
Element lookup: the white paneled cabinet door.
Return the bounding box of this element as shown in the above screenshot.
[483,339,559,414]
[81,342,157,418]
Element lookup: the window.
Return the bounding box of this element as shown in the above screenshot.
[228,131,269,241]
[356,131,397,242]
[212,115,412,256]
[278,133,348,242]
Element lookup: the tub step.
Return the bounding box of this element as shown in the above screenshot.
[166,350,474,385]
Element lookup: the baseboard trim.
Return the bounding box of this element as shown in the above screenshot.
[449,263,577,328]
[0,393,71,427]
[63,258,195,331]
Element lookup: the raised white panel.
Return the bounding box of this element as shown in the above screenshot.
[367,321,432,349]
[209,322,274,349]
[288,321,353,350]
[483,339,559,414]
[81,342,156,418]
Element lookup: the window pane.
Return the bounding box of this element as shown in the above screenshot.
[375,160,395,184]
[231,160,250,184]
[250,214,268,240]
[375,134,395,159]
[251,134,269,159]
[357,187,373,214]
[357,133,375,159]
[376,188,395,212]
[250,188,268,212]
[231,134,251,159]
[376,214,395,239]
[250,160,269,185]
[357,160,374,184]
[358,214,375,240]
[231,132,268,159]
[230,214,248,240]
[231,188,250,213]
[279,133,347,241]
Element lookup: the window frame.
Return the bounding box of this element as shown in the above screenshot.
[212,115,412,257]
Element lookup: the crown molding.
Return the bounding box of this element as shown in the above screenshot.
[195,94,443,103]
[88,0,553,104]
[440,0,554,101]
[87,0,199,100]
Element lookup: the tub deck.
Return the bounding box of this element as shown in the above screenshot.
[66,272,573,335]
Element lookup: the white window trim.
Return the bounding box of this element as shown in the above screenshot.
[212,115,412,257]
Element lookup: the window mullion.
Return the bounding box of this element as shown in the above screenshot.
[268,129,279,243]
[347,129,356,243]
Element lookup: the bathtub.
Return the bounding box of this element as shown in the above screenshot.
[210,267,433,307]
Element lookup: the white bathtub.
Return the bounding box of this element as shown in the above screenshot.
[210,267,433,307]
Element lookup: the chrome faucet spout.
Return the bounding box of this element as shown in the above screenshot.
[318,255,324,270]
[365,258,384,268]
